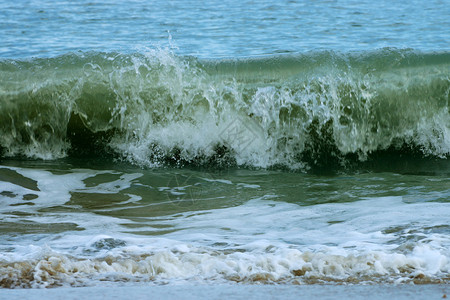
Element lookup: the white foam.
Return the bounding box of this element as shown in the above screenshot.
[1,165,449,287]
[1,241,449,288]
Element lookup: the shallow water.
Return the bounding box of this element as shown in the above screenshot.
[1,284,450,300]
[0,0,449,289]
[0,159,449,287]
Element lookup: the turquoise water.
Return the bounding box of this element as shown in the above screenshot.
[0,0,449,288]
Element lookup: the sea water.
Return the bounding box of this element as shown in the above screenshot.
[0,0,449,288]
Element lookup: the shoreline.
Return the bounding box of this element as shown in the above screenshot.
[0,284,448,300]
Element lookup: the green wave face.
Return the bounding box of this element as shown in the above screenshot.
[0,49,449,169]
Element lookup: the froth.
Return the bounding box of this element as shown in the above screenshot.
[1,244,448,288]
[1,165,449,287]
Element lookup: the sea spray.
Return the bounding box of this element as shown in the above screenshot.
[0,49,448,168]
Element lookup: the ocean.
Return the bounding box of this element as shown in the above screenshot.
[0,0,449,291]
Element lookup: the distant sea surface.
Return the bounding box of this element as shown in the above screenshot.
[0,0,449,288]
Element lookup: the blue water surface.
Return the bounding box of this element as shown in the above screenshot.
[0,0,449,58]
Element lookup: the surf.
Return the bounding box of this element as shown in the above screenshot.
[0,48,448,170]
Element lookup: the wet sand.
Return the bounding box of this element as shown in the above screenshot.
[0,284,448,300]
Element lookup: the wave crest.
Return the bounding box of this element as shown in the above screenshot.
[0,49,449,169]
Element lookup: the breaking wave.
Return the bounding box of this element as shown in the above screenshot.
[0,48,448,169]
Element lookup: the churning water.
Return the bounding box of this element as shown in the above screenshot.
[0,0,449,288]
